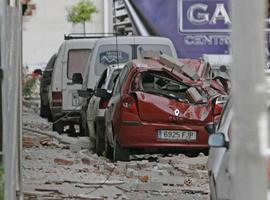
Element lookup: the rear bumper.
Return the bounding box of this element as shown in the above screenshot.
[50,107,62,118]
[51,108,81,123]
[116,120,209,149]
[61,110,81,123]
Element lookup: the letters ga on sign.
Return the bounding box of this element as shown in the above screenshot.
[179,0,231,33]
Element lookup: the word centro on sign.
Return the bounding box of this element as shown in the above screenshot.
[184,34,231,46]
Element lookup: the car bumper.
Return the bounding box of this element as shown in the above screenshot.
[51,108,81,123]
[50,107,62,118]
[117,120,209,149]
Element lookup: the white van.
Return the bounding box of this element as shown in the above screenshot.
[74,36,178,136]
[48,36,98,134]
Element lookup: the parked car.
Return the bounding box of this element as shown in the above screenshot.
[87,64,124,155]
[40,53,57,119]
[48,35,98,134]
[74,36,178,138]
[102,55,228,161]
[206,98,232,200]
[207,97,270,200]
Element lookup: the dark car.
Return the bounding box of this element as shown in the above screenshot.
[40,53,57,119]
[103,55,228,161]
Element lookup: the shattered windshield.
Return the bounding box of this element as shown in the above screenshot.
[134,71,206,103]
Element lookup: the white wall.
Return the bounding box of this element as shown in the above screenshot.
[23,0,104,72]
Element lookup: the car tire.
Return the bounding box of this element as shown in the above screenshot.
[95,127,105,156]
[185,150,199,157]
[40,103,50,118]
[52,120,63,134]
[104,134,113,159]
[79,119,86,136]
[113,136,129,162]
[47,108,53,122]
[203,149,209,156]
[67,124,77,137]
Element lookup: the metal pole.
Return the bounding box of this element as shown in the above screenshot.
[104,0,108,34]
[0,0,22,199]
[0,0,5,165]
[231,0,268,199]
[17,1,23,199]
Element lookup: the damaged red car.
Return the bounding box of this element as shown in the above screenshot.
[101,54,228,161]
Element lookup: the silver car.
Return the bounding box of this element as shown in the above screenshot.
[87,64,124,155]
[206,98,232,200]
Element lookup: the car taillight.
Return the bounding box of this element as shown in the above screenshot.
[122,95,138,114]
[214,102,223,116]
[99,98,109,109]
[52,91,62,106]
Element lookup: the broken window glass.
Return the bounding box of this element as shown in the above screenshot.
[133,71,189,100]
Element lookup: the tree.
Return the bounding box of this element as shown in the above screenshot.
[66,0,98,33]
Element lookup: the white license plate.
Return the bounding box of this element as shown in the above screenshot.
[72,93,81,106]
[157,130,197,141]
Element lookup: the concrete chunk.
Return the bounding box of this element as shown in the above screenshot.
[186,87,203,103]
[160,54,199,80]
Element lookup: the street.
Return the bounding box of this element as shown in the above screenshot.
[22,101,209,200]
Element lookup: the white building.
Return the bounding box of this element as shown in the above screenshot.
[23,0,113,72]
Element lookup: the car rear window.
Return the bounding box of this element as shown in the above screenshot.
[95,45,132,76]
[137,44,173,58]
[133,71,206,103]
[67,49,91,79]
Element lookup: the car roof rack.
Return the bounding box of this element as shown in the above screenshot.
[64,33,116,40]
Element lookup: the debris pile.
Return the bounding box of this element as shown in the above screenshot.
[23,105,209,200]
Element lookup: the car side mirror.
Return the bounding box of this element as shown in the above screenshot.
[205,122,216,135]
[72,73,83,84]
[95,88,111,99]
[208,132,229,149]
[78,89,93,98]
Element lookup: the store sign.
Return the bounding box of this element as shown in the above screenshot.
[129,0,268,59]
[179,0,231,32]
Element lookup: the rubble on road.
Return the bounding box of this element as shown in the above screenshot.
[23,106,209,200]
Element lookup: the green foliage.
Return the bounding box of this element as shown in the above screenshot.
[23,78,36,98]
[67,0,98,24]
